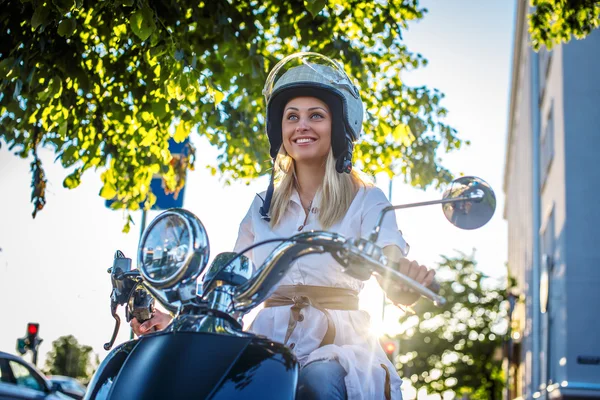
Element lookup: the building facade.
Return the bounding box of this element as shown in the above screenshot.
[504,1,600,399]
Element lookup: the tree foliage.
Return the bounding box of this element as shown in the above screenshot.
[44,335,98,382]
[529,0,600,50]
[1,0,462,224]
[395,253,507,400]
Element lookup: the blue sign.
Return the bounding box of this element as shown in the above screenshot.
[150,174,186,209]
[106,138,189,210]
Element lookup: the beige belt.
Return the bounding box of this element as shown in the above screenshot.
[263,285,359,347]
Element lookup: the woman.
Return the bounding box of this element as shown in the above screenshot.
[133,53,436,399]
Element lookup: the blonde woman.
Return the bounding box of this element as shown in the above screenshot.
[132,53,436,399]
[233,53,436,400]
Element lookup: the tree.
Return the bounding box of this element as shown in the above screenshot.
[1,0,462,228]
[529,0,600,50]
[44,335,98,383]
[394,252,507,400]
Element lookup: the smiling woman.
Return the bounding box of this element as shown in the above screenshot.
[281,97,332,167]
[231,53,437,400]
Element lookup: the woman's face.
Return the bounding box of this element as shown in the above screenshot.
[281,96,332,165]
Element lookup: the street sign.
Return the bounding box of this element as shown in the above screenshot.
[150,171,186,210]
[105,138,189,210]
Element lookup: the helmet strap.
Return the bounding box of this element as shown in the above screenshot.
[335,140,354,174]
[259,165,276,221]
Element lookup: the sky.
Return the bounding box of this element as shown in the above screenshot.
[0,0,516,391]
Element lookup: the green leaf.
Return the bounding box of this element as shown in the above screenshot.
[304,0,326,18]
[57,18,76,37]
[63,169,82,189]
[122,217,132,233]
[99,183,117,200]
[149,45,166,58]
[130,6,157,41]
[174,120,189,143]
[0,57,15,74]
[49,77,63,99]
[383,35,394,48]
[28,109,40,124]
[52,0,75,14]
[31,5,51,30]
[393,124,412,146]
[37,87,51,102]
[58,120,68,137]
[206,80,224,107]
[60,145,79,168]
[151,98,168,120]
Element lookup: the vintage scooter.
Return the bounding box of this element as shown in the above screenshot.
[84,176,496,400]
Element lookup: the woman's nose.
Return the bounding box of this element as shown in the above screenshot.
[296,117,309,131]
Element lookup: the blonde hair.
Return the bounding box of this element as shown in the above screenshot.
[269,147,372,229]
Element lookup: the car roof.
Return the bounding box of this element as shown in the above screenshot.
[0,351,50,382]
[0,351,25,362]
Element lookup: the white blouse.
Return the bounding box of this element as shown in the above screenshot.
[233,185,408,400]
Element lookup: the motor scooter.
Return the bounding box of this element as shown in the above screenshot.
[84,176,496,400]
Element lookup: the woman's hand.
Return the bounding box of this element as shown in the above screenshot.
[378,246,436,306]
[130,308,173,336]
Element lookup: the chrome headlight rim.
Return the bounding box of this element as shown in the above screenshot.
[138,208,209,290]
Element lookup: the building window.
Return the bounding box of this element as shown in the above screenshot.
[540,102,554,188]
[540,208,555,385]
[539,46,552,100]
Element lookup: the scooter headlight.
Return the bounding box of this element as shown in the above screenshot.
[138,209,209,290]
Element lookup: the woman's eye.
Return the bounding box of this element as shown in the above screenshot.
[287,114,298,121]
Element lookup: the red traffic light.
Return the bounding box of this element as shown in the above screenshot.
[27,323,39,336]
[384,342,396,354]
[380,336,399,362]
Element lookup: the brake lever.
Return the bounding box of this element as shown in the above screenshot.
[104,303,121,351]
[104,250,139,350]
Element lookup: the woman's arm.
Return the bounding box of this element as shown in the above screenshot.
[359,187,435,306]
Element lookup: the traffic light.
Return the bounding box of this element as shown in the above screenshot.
[15,323,42,365]
[26,323,39,349]
[16,338,27,355]
[23,323,42,366]
[381,336,399,363]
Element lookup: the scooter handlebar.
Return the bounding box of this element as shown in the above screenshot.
[343,241,446,306]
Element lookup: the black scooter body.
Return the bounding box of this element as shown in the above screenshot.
[85,332,298,399]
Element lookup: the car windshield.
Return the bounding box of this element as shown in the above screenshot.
[9,360,44,392]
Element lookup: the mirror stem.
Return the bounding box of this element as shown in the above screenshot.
[368,194,482,243]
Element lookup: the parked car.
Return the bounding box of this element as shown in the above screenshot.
[45,377,85,400]
[0,351,70,400]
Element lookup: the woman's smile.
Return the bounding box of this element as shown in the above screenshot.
[293,136,318,145]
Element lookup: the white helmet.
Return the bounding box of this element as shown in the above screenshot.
[263,52,364,174]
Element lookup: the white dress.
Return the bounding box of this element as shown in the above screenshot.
[233,185,408,400]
